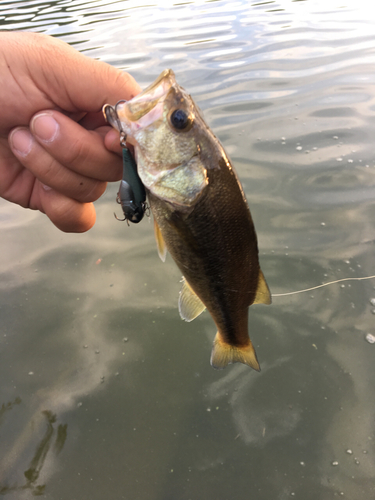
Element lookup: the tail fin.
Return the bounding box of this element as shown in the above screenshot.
[210,332,260,371]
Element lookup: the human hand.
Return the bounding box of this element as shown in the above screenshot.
[1,31,140,232]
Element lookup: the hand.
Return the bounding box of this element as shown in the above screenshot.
[1,31,140,232]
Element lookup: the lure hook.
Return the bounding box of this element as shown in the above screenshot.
[114,100,128,145]
[114,211,130,225]
[143,202,151,218]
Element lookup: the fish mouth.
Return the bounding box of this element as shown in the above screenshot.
[103,69,176,136]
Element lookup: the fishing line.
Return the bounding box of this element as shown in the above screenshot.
[272,274,375,297]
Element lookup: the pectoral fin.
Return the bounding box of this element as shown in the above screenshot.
[153,218,167,262]
[210,332,260,371]
[253,269,272,305]
[178,277,206,322]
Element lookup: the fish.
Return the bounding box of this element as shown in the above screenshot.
[103,69,271,371]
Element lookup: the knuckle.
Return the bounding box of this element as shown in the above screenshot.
[35,155,61,185]
[111,69,140,100]
[66,136,91,166]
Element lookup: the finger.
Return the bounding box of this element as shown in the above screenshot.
[104,129,123,156]
[63,61,142,111]
[32,180,97,233]
[104,129,136,160]
[32,33,142,112]
[30,110,123,182]
[9,126,107,204]
[79,111,107,130]
[42,189,97,233]
[1,33,142,133]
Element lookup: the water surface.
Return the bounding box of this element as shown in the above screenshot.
[1,1,375,499]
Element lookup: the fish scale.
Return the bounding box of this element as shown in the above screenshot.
[149,158,258,337]
[103,69,271,370]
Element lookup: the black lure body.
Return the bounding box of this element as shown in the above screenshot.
[103,102,146,224]
[116,147,146,224]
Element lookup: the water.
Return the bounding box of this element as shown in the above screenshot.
[1,0,375,498]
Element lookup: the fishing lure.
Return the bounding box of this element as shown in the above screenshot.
[115,146,146,223]
[103,102,146,224]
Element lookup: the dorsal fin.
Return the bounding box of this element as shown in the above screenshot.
[153,218,167,262]
[253,269,272,305]
[178,277,206,322]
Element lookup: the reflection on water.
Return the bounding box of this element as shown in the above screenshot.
[1,0,375,499]
[0,407,67,496]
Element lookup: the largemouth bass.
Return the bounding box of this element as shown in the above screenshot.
[103,69,271,371]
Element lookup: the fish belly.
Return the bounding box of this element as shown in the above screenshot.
[148,157,261,353]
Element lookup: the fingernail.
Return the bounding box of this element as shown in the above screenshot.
[32,112,59,143]
[10,128,33,157]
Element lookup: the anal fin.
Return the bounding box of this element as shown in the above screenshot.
[253,269,272,305]
[210,332,260,371]
[178,277,206,322]
[153,218,167,262]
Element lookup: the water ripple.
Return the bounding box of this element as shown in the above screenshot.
[2,1,375,498]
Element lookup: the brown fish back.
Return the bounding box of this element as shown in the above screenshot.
[149,156,260,349]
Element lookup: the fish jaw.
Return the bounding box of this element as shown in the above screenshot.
[114,69,176,137]
[105,69,212,207]
[102,69,176,143]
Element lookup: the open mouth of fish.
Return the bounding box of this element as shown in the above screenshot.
[103,69,177,142]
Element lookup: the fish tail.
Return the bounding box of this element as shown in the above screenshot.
[210,332,260,372]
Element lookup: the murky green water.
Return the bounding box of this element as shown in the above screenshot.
[1,0,375,498]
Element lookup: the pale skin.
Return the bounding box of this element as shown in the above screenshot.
[0,31,140,232]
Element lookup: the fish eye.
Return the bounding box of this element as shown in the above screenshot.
[170,109,191,130]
